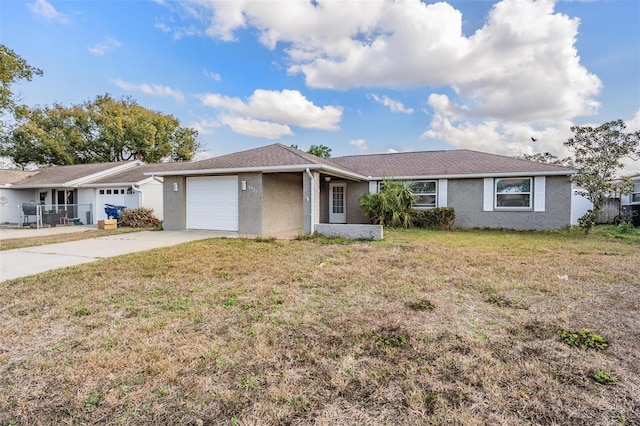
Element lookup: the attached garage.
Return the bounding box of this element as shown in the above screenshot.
[186,176,238,231]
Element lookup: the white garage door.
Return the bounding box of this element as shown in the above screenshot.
[187,176,238,231]
[96,188,127,221]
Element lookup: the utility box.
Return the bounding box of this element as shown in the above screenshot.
[98,219,117,230]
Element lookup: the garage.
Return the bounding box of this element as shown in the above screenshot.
[96,187,128,221]
[186,176,238,231]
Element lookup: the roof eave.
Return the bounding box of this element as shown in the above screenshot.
[368,170,575,180]
[145,164,367,181]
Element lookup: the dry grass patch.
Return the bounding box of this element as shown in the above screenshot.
[1,228,639,425]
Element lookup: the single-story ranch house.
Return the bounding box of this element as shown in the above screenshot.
[147,143,576,236]
[0,161,166,226]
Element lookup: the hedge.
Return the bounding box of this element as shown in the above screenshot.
[411,207,455,230]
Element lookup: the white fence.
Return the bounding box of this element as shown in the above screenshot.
[0,203,93,228]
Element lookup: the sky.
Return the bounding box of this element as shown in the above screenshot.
[1,0,639,171]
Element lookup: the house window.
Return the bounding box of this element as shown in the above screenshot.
[376,180,437,209]
[99,190,105,195]
[495,178,532,209]
[411,181,437,209]
[632,183,640,203]
[106,189,112,195]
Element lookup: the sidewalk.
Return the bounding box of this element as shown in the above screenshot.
[0,230,235,282]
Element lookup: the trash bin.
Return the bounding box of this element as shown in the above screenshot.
[104,204,126,220]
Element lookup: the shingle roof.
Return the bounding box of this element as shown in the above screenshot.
[0,169,38,185]
[88,163,175,185]
[11,162,134,187]
[329,149,574,178]
[151,143,336,173]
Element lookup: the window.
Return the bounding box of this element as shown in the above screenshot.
[99,190,105,195]
[376,180,437,209]
[632,182,640,203]
[495,178,532,209]
[106,189,112,195]
[411,181,437,209]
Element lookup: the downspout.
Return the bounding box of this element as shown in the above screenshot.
[131,184,143,207]
[305,168,315,235]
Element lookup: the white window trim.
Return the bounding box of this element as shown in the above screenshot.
[494,177,533,210]
[437,179,448,207]
[412,180,437,209]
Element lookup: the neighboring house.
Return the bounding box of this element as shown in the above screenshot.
[620,174,640,226]
[148,143,575,236]
[0,161,165,226]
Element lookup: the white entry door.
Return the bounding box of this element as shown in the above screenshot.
[329,183,347,223]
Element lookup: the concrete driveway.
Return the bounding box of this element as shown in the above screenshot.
[0,230,236,282]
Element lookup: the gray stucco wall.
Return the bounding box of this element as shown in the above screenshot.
[346,181,370,224]
[303,170,320,234]
[162,176,186,230]
[448,176,572,230]
[262,173,303,234]
[238,173,263,235]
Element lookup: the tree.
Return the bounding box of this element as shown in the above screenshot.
[518,152,574,168]
[564,119,640,233]
[307,144,332,158]
[0,44,43,124]
[1,94,200,166]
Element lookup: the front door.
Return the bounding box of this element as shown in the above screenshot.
[329,183,347,223]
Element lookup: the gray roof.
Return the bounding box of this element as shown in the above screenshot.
[11,162,133,187]
[0,169,38,185]
[330,149,574,178]
[151,143,337,173]
[88,163,174,185]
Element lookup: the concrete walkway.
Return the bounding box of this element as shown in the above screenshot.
[0,230,236,282]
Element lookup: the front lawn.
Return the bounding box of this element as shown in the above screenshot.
[1,228,638,424]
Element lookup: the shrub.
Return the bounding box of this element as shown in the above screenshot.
[411,207,455,230]
[119,207,162,228]
[359,179,416,227]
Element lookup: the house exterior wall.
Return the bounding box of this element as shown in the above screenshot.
[0,189,34,224]
[346,181,370,224]
[262,173,303,234]
[163,176,187,230]
[140,179,164,220]
[303,170,320,234]
[448,176,572,230]
[238,172,263,235]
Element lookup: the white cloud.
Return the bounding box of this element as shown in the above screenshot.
[219,115,293,139]
[203,68,221,81]
[188,118,221,135]
[626,110,640,132]
[27,0,68,23]
[167,0,605,156]
[88,38,121,56]
[197,89,342,138]
[112,79,185,102]
[349,139,368,152]
[368,94,413,114]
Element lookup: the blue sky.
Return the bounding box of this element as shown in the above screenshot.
[1,0,639,170]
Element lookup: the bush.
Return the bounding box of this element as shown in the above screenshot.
[359,180,416,227]
[411,207,455,230]
[119,207,162,228]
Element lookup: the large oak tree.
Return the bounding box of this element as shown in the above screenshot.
[2,94,200,166]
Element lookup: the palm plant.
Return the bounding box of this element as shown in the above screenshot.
[359,179,417,227]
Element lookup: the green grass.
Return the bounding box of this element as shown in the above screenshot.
[0,227,639,424]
